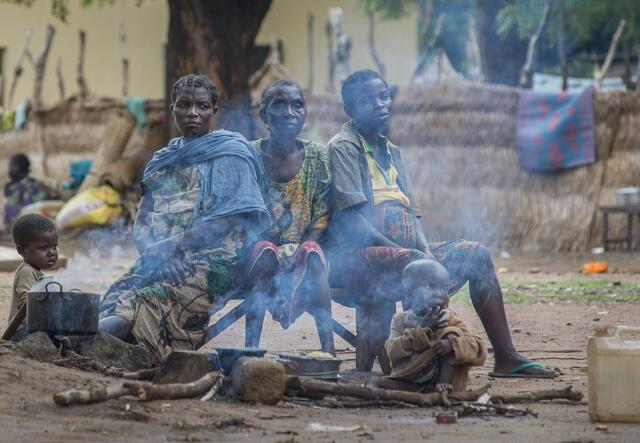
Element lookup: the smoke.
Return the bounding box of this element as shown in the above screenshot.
[34,228,138,295]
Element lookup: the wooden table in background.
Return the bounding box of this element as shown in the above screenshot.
[599,205,640,251]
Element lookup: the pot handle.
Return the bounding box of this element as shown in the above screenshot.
[45,281,63,294]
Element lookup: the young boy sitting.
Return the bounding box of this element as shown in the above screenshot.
[3,214,59,341]
[367,259,487,393]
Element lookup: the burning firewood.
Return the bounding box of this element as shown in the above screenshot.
[53,371,222,407]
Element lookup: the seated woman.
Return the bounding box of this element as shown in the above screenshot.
[99,74,269,362]
[325,69,554,378]
[246,80,335,355]
[4,154,59,230]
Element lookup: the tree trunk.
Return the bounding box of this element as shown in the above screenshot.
[165,0,272,139]
[475,0,528,86]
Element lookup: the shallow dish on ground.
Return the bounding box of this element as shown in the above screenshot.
[277,353,343,379]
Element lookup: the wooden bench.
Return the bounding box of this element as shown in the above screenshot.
[204,288,396,375]
[599,204,640,251]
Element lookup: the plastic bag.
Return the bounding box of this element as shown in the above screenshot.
[55,185,123,229]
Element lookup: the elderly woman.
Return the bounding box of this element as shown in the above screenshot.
[246,80,335,355]
[99,74,269,361]
[326,69,554,378]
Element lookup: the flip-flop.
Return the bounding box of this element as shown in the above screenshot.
[489,362,557,379]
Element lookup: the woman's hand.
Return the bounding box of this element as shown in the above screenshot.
[153,257,195,286]
[144,238,178,259]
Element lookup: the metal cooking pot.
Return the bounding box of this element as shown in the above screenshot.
[26,281,100,335]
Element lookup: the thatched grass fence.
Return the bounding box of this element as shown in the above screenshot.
[306,81,640,252]
[1,83,638,252]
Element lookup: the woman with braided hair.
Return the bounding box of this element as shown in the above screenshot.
[99,74,270,362]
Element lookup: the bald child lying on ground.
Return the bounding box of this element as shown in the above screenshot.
[367,259,487,393]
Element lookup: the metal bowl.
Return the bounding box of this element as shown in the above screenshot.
[215,347,267,374]
[277,353,343,379]
[616,187,640,206]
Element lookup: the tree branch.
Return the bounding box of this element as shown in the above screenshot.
[119,22,129,97]
[413,13,444,79]
[594,19,626,91]
[367,8,386,77]
[56,56,65,100]
[76,30,90,99]
[518,0,552,88]
[8,28,33,108]
[33,24,56,107]
[307,13,314,93]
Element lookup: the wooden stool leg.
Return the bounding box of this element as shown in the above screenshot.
[628,213,633,251]
[355,305,376,372]
[375,300,395,375]
[244,305,266,348]
[603,211,609,251]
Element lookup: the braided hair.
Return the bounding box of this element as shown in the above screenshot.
[170,74,218,107]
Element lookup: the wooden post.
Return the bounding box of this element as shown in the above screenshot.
[77,30,90,98]
[556,0,568,91]
[367,8,386,77]
[518,0,551,89]
[306,13,314,94]
[8,29,33,108]
[33,24,56,108]
[56,57,65,100]
[119,22,129,97]
[325,17,335,93]
[330,7,351,90]
[594,19,625,91]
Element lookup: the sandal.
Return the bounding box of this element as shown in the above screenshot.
[489,362,557,379]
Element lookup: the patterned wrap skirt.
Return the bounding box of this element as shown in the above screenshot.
[329,201,481,298]
[245,240,328,329]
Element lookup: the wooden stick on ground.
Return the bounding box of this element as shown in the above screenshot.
[490,385,583,404]
[286,376,490,407]
[54,383,134,406]
[53,371,222,407]
[126,372,222,402]
[103,367,160,381]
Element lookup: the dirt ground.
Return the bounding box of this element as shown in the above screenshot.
[1,246,639,443]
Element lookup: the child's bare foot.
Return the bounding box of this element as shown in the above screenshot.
[435,383,452,393]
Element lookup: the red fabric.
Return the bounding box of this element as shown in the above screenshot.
[246,241,328,328]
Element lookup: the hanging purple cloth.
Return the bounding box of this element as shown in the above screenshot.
[516,85,595,172]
